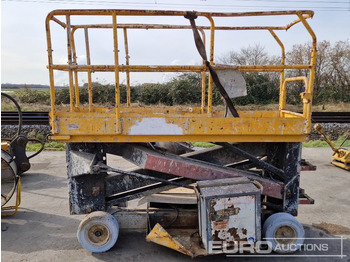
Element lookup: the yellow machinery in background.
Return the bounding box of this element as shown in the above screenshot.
[1,93,44,216]
[314,124,350,171]
[1,143,22,217]
[1,93,26,216]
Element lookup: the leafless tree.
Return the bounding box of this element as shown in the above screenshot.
[218,43,273,65]
[286,40,350,103]
[218,43,281,88]
[218,40,350,103]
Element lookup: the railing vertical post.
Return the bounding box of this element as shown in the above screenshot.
[280,80,287,111]
[199,28,206,113]
[206,15,215,114]
[123,28,131,107]
[66,15,75,111]
[269,29,286,114]
[113,13,121,134]
[71,29,80,108]
[84,27,93,112]
[297,13,317,133]
[45,15,57,133]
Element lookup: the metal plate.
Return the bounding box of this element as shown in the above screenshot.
[216,70,247,98]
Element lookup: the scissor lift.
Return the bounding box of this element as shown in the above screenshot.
[46,9,316,256]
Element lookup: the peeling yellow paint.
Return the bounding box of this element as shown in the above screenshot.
[146,223,193,257]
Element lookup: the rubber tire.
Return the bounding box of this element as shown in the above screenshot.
[263,212,305,254]
[77,211,119,253]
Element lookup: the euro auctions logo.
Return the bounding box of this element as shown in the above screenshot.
[212,240,274,254]
[211,237,347,258]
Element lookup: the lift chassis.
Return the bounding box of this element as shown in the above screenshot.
[65,141,312,256]
[67,142,302,215]
[46,9,316,256]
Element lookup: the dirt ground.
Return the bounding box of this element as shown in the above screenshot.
[1,148,350,261]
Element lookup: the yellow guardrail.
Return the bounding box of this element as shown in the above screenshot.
[46,9,317,140]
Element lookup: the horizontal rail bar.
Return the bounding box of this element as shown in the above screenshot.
[49,64,312,73]
[71,23,287,31]
[48,9,314,18]
[49,64,206,72]
[280,110,304,118]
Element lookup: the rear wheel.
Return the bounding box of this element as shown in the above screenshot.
[77,211,119,253]
[263,212,305,254]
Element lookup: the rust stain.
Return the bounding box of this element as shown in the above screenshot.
[212,220,228,230]
[212,227,248,242]
[212,230,220,241]
[144,155,283,199]
[210,200,216,214]
[227,227,248,242]
[91,186,100,196]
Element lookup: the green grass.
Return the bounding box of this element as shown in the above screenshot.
[2,88,49,92]
[23,135,349,152]
[191,142,216,148]
[27,141,217,152]
[303,135,350,148]
[26,141,65,152]
[192,137,350,149]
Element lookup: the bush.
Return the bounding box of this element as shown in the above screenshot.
[55,83,129,106]
[24,72,280,107]
[316,85,350,103]
[16,89,50,104]
[55,88,70,104]
[134,73,203,106]
[233,73,279,105]
[136,83,172,105]
[169,73,202,105]
[91,84,115,105]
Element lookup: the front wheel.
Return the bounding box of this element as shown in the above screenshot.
[77,211,119,253]
[263,212,305,254]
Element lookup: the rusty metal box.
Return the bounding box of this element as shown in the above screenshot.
[197,177,261,254]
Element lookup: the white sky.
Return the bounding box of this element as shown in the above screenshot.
[1,0,350,85]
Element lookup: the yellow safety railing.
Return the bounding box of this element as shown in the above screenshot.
[46,9,317,134]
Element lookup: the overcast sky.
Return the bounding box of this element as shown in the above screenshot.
[1,0,350,86]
